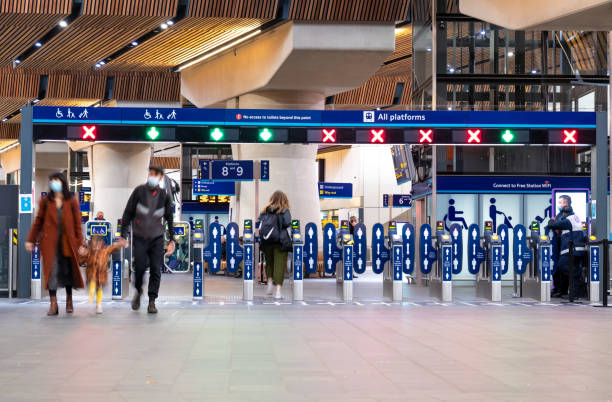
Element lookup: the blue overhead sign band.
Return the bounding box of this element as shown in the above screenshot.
[33,106,596,128]
[319,182,352,199]
[437,175,591,194]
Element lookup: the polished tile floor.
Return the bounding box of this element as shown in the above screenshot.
[1,274,610,401]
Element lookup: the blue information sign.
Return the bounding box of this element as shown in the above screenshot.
[467,224,485,274]
[371,223,390,274]
[260,160,270,181]
[441,244,452,281]
[199,159,210,179]
[322,223,342,274]
[226,222,243,273]
[419,224,437,274]
[497,224,509,275]
[449,223,463,274]
[192,262,202,299]
[203,222,223,273]
[353,223,367,274]
[591,246,600,282]
[318,182,353,199]
[192,180,235,196]
[211,160,254,181]
[392,245,403,281]
[86,220,112,245]
[112,260,121,298]
[392,194,412,207]
[293,245,303,281]
[512,224,533,275]
[244,244,254,281]
[303,223,318,274]
[31,245,41,280]
[541,246,551,282]
[343,245,353,281]
[437,175,591,194]
[382,194,389,208]
[402,223,415,274]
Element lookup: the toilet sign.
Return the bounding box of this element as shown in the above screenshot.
[303,222,318,274]
[353,223,367,274]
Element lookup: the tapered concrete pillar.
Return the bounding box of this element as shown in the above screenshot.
[230,90,322,228]
[88,143,151,227]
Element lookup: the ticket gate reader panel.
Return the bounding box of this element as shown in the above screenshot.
[242,220,255,300]
[336,220,354,301]
[291,220,304,301]
[303,223,318,275]
[166,222,190,273]
[111,247,130,300]
[475,222,501,302]
[589,239,601,303]
[518,223,551,301]
[430,233,453,302]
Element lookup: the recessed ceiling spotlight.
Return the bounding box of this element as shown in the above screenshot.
[161,23,168,29]
[131,41,138,46]
[59,20,68,28]
[35,42,42,47]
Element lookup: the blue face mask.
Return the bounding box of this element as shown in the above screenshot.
[50,180,62,193]
[147,176,160,188]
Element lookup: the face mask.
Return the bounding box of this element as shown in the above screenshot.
[147,176,160,188]
[50,180,62,193]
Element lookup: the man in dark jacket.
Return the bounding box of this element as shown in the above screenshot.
[547,205,586,299]
[119,166,175,313]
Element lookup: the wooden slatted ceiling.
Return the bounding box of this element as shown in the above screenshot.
[0,0,70,68]
[289,0,409,21]
[189,0,278,18]
[385,26,411,61]
[0,124,19,140]
[19,0,178,70]
[113,71,180,101]
[105,18,267,71]
[0,68,39,98]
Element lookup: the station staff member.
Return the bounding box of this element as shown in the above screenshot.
[119,166,175,314]
[547,205,586,299]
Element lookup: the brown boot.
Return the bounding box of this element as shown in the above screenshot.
[66,293,73,314]
[47,296,59,316]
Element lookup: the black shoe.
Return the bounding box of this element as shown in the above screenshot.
[131,290,141,311]
[147,299,158,314]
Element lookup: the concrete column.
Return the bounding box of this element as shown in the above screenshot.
[88,144,151,227]
[231,90,323,229]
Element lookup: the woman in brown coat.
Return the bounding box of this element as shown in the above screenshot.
[26,173,86,315]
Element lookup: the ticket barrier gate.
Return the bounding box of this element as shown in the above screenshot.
[111,220,130,300]
[474,222,503,302]
[191,227,205,300]
[518,222,552,302]
[242,220,255,301]
[166,222,190,273]
[588,237,601,303]
[290,220,304,301]
[429,223,453,302]
[333,220,354,301]
[382,221,403,301]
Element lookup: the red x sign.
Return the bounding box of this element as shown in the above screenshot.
[419,129,433,143]
[81,125,96,140]
[563,129,577,144]
[370,129,385,143]
[322,129,336,143]
[467,129,481,143]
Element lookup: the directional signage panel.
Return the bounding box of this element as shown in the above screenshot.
[540,246,551,282]
[591,245,600,282]
[260,160,270,181]
[303,223,318,274]
[31,244,41,280]
[512,224,532,275]
[419,224,437,274]
[112,260,121,298]
[192,180,235,196]
[491,245,502,281]
[467,224,485,274]
[449,224,463,274]
[203,222,223,273]
[243,244,254,281]
[343,245,353,281]
[392,194,412,207]
[371,223,390,274]
[392,245,403,281]
[497,224,509,275]
[402,223,415,274]
[441,244,452,282]
[211,160,254,181]
[293,245,303,281]
[193,262,203,299]
[322,223,342,274]
[353,223,367,274]
[226,222,243,273]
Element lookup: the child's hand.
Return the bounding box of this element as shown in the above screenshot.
[78,246,88,256]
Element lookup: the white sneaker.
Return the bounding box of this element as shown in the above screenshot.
[274,287,282,299]
[96,304,103,314]
[266,281,274,295]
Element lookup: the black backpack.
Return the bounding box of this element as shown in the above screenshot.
[260,212,281,243]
